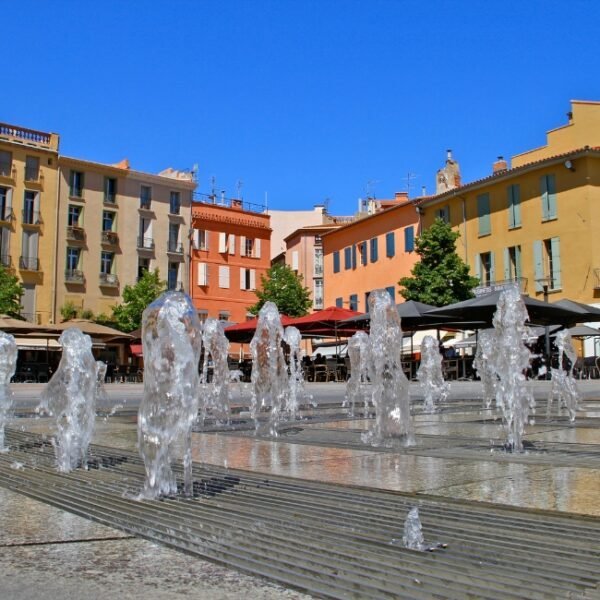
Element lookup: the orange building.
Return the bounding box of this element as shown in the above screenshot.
[322,193,419,311]
[190,198,271,325]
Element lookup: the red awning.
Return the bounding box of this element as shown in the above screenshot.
[130,343,143,357]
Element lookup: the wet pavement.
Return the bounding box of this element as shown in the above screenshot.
[2,380,600,598]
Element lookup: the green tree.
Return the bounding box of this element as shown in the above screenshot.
[398,218,479,306]
[111,269,167,332]
[249,263,312,317]
[60,301,79,321]
[0,265,23,317]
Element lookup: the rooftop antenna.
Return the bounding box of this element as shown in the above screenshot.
[366,179,380,199]
[323,197,330,213]
[190,163,199,182]
[210,176,217,203]
[404,172,418,197]
[236,179,243,200]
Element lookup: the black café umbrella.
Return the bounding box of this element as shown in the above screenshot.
[425,291,583,327]
[552,299,600,322]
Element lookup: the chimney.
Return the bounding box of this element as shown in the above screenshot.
[421,185,427,196]
[446,149,453,161]
[493,156,509,174]
[567,111,573,122]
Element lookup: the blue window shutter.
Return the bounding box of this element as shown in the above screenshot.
[385,286,395,302]
[533,240,544,291]
[333,251,340,273]
[351,244,357,269]
[344,247,351,269]
[508,184,521,228]
[335,297,343,308]
[386,232,395,257]
[477,193,491,235]
[349,294,358,311]
[404,226,414,252]
[551,237,561,289]
[361,242,367,265]
[370,238,378,262]
[503,247,510,280]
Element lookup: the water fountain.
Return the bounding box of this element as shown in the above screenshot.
[548,329,580,421]
[39,328,99,472]
[137,291,203,498]
[402,507,426,551]
[473,329,497,409]
[249,301,288,436]
[361,289,414,448]
[0,331,17,452]
[201,317,232,424]
[283,326,310,420]
[490,286,535,452]
[345,330,370,417]
[416,335,449,413]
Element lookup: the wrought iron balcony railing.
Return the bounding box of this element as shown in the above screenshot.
[65,269,85,284]
[99,272,119,286]
[19,256,39,271]
[22,209,42,225]
[137,236,155,250]
[0,207,14,222]
[167,241,184,253]
[101,230,119,245]
[66,226,86,241]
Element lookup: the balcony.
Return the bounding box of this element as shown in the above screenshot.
[0,206,14,223]
[0,254,11,268]
[101,230,119,245]
[104,194,117,206]
[139,199,152,211]
[19,256,40,271]
[24,169,43,187]
[474,277,528,297]
[65,269,85,284]
[0,123,57,149]
[137,236,155,251]
[66,226,86,242]
[167,279,183,291]
[99,272,119,287]
[22,209,42,226]
[167,240,184,254]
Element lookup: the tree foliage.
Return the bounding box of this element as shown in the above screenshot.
[111,269,167,332]
[0,265,23,317]
[399,218,479,306]
[249,263,312,317]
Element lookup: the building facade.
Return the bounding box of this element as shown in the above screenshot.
[284,224,339,310]
[322,194,419,312]
[0,122,60,324]
[55,156,195,321]
[418,100,600,307]
[190,198,271,324]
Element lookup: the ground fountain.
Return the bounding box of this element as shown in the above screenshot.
[38,328,99,472]
[548,329,580,421]
[137,291,203,498]
[345,330,370,417]
[0,331,17,452]
[417,335,449,413]
[401,507,426,551]
[490,286,535,452]
[249,301,288,436]
[361,289,414,447]
[201,317,232,424]
[473,329,498,409]
[283,325,311,420]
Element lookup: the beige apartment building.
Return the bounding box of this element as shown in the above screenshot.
[55,156,195,321]
[0,122,60,324]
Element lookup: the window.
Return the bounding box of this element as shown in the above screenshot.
[540,174,557,221]
[314,279,323,309]
[436,205,450,223]
[68,205,82,227]
[218,265,230,288]
[477,193,491,236]
[21,230,39,270]
[0,226,10,267]
[476,251,495,286]
[534,238,561,291]
[69,170,84,198]
[168,223,180,252]
[0,150,12,177]
[370,238,378,262]
[167,262,179,290]
[333,250,340,273]
[197,262,208,286]
[349,294,358,311]
[169,191,181,214]
[100,251,114,275]
[66,247,81,271]
[344,246,352,269]
[240,267,256,290]
[138,257,150,280]
[404,226,415,252]
[386,286,395,303]
[140,185,152,209]
[25,156,40,181]
[241,236,260,257]
[0,187,10,221]
[291,250,299,271]
[102,210,115,232]
[359,241,368,266]
[335,297,343,308]
[218,232,235,254]
[504,245,522,281]
[104,178,117,204]
[218,311,230,322]
[385,232,395,257]
[351,244,357,269]
[22,191,39,225]
[197,310,209,324]
[194,229,208,250]
[314,247,323,276]
[507,184,521,228]
[138,216,152,248]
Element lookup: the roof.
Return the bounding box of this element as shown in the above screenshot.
[417,146,600,209]
[283,224,340,243]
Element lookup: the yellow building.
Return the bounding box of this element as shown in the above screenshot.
[0,122,60,323]
[418,100,600,307]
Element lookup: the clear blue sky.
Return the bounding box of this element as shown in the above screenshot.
[2,1,599,214]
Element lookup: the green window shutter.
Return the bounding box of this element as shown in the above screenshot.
[515,245,522,279]
[533,240,544,291]
[404,226,415,252]
[503,247,511,280]
[477,193,491,235]
[490,251,496,282]
[541,175,557,220]
[508,184,521,228]
[551,237,561,289]
[474,254,481,283]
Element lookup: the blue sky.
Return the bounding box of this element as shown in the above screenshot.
[2,1,599,214]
